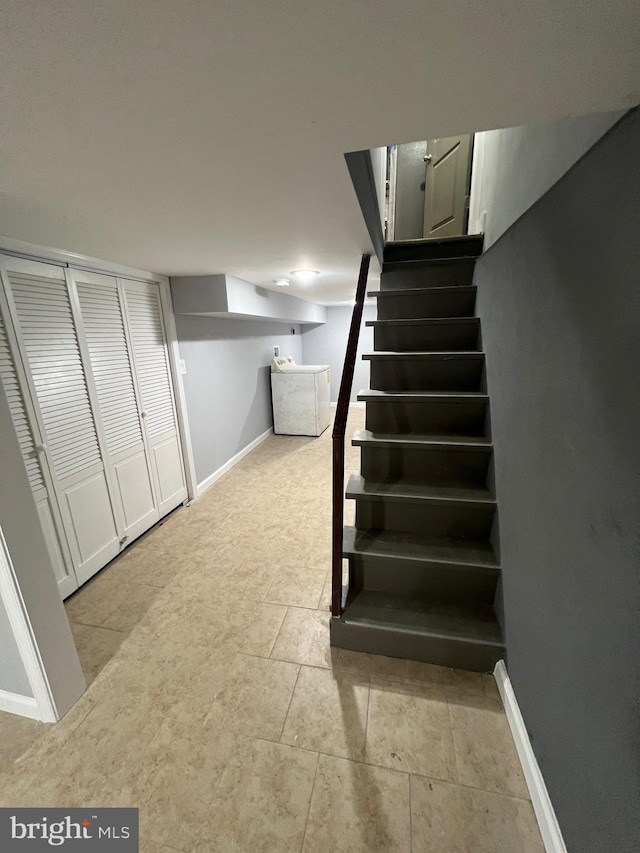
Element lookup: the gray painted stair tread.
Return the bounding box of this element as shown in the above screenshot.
[343,526,498,567]
[383,256,477,268]
[346,474,494,504]
[363,351,484,360]
[343,590,503,645]
[352,428,492,448]
[366,317,479,327]
[368,285,476,297]
[385,235,482,247]
[357,389,488,402]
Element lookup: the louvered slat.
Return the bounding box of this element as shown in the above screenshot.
[0,306,44,492]
[10,274,102,482]
[76,279,144,457]
[124,286,177,441]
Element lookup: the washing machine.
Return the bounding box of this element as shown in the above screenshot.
[270,356,331,436]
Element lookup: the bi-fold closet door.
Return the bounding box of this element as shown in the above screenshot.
[0,254,187,597]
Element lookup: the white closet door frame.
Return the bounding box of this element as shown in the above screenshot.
[158,280,197,500]
[68,268,159,544]
[2,255,120,586]
[119,278,188,516]
[0,261,79,599]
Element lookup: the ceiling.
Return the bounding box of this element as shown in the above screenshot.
[1,1,638,304]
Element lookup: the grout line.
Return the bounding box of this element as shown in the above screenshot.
[300,751,321,853]
[446,694,462,786]
[278,665,302,744]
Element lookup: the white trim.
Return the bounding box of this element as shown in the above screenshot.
[494,660,567,853]
[0,235,168,285]
[158,280,198,500]
[0,690,40,720]
[196,428,273,497]
[0,527,57,722]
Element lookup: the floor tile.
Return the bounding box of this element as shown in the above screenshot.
[337,649,408,682]
[410,775,544,852]
[449,703,529,798]
[65,571,135,626]
[303,754,410,852]
[107,544,181,587]
[270,607,337,668]
[22,701,164,807]
[136,592,286,655]
[118,713,236,851]
[68,622,127,684]
[365,677,457,781]
[0,712,44,772]
[100,582,161,632]
[198,736,318,852]
[263,565,326,608]
[281,666,369,760]
[210,653,300,741]
[407,662,503,710]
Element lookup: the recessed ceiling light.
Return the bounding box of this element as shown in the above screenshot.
[290,269,320,284]
[274,278,290,287]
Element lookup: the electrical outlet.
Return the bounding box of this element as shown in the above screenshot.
[180,359,187,375]
[273,345,280,357]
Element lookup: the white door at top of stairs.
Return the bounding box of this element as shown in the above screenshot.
[0,254,187,596]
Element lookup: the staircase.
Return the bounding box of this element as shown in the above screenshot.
[330,234,505,672]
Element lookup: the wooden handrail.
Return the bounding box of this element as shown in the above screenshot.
[331,254,371,617]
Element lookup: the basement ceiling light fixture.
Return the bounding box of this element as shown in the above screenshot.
[274,278,290,287]
[290,269,320,284]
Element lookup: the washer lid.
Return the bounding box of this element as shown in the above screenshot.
[276,364,329,374]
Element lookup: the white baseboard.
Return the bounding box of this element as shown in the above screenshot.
[0,689,41,720]
[196,428,273,497]
[494,660,567,853]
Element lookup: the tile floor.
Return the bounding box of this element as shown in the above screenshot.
[0,411,544,851]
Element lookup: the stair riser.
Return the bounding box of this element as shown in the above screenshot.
[375,290,476,320]
[369,358,484,392]
[354,500,495,538]
[359,446,491,487]
[384,236,483,263]
[330,618,503,672]
[349,556,499,604]
[381,260,475,290]
[373,323,478,352]
[365,400,487,436]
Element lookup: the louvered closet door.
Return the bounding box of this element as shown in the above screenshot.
[71,270,159,542]
[0,280,78,598]
[121,280,187,515]
[2,256,119,586]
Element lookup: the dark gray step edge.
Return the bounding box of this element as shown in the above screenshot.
[345,477,495,507]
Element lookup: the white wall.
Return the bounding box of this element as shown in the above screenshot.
[0,585,32,697]
[469,109,626,248]
[174,315,303,486]
[301,305,376,402]
[370,147,387,230]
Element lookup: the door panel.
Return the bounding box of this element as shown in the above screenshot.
[423,135,472,238]
[113,451,157,534]
[4,256,119,581]
[72,270,158,540]
[152,435,186,506]
[0,270,78,598]
[122,281,187,516]
[65,473,118,583]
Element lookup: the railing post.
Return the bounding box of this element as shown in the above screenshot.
[331,254,371,617]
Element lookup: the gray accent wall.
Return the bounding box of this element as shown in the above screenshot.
[475,108,639,853]
[301,305,376,402]
[470,108,625,248]
[174,315,303,485]
[0,587,32,697]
